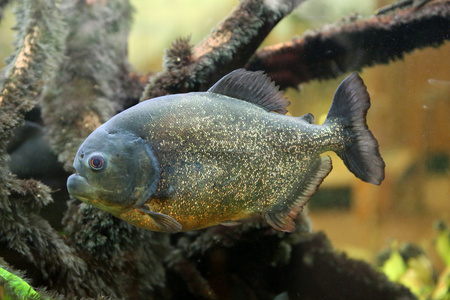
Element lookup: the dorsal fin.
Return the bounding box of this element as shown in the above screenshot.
[207,69,290,114]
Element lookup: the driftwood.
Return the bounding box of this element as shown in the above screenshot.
[246,0,450,88]
[1,0,448,298]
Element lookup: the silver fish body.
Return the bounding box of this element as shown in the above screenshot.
[67,69,385,233]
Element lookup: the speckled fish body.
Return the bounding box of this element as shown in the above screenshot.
[103,93,330,230]
[67,69,385,233]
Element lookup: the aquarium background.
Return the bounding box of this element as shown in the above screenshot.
[0,0,448,298]
[126,0,449,270]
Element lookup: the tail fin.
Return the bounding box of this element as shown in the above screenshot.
[324,73,385,185]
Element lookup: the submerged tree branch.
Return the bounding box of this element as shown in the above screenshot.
[246,0,450,88]
[141,0,305,100]
[0,0,81,297]
[41,0,135,171]
[141,0,450,97]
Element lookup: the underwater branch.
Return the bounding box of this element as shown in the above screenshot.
[246,0,450,88]
[141,0,450,97]
[140,0,305,100]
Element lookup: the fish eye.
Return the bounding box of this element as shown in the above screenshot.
[88,155,105,170]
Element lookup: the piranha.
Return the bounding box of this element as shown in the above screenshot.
[67,69,385,233]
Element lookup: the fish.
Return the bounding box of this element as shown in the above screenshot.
[67,69,385,233]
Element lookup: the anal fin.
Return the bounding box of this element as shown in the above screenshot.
[263,155,332,232]
[137,206,182,233]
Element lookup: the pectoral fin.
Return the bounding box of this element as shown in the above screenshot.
[137,206,182,233]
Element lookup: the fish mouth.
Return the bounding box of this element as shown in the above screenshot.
[66,174,123,211]
[67,173,95,202]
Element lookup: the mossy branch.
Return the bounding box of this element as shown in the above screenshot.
[246,0,450,88]
[0,0,84,298]
[0,0,66,212]
[40,0,135,171]
[140,0,305,100]
[140,0,450,97]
